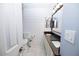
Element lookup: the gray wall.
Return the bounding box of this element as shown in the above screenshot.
[60,3,79,56]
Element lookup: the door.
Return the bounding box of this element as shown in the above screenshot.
[0,3,23,56]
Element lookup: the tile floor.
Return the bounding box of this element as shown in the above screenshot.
[20,36,47,56]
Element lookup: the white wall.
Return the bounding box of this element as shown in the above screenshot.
[22,3,54,36]
[22,3,54,43]
[53,7,63,33]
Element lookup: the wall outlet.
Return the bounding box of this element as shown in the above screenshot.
[64,30,76,44]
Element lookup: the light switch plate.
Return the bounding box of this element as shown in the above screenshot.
[64,30,76,44]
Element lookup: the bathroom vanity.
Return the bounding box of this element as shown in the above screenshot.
[51,28,61,56]
[44,28,61,56]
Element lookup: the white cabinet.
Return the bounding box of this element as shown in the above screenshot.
[43,34,54,56]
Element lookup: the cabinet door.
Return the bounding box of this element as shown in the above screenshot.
[0,4,23,56]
